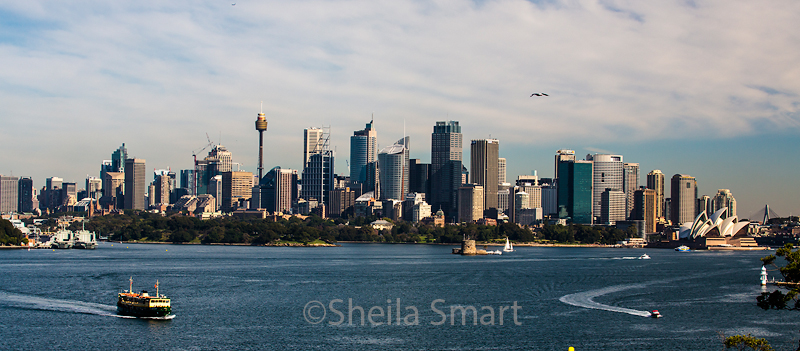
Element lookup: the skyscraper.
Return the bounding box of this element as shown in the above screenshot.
[86,177,102,200]
[408,159,430,197]
[222,171,253,211]
[600,189,625,225]
[712,189,737,217]
[646,170,665,219]
[378,137,409,200]
[124,158,146,210]
[301,129,335,208]
[585,154,623,224]
[304,127,324,170]
[458,184,484,223]
[470,139,500,211]
[557,160,593,224]
[0,175,19,213]
[18,177,33,213]
[633,187,657,233]
[623,163,639,219]
[430,121,462,220]
[349,120,377,185]
[260,167,298,213]
[111,143,127,173]
[554,149,576,181]
[670,174,697,225]
[44,177,63,211]
[208,145,233,173]
[498,157,507,185]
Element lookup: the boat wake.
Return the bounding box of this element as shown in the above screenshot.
[0,291,131,318]
[558,284,653,318]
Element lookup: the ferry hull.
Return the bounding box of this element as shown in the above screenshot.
[116,303,171,318]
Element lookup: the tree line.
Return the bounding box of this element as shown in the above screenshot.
[0,219,28,246]
[72,211,638,245]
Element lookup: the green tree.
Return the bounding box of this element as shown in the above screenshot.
[759,244,800,309]
[722,334,774,351]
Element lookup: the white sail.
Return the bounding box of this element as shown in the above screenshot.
[503,238,514,252]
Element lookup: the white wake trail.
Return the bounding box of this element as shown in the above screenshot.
[0,291,131,318]
[559,284,653,317]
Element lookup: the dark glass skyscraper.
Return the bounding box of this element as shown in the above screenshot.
[557,160,593,224]
[430,121,462,220]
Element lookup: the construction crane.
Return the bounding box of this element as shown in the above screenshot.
[191,133,215,195]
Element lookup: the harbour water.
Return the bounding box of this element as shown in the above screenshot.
[0,243,795,350]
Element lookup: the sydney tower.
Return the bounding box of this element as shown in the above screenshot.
[255,106,268,181]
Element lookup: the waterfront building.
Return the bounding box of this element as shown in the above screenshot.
[586,154,624,224]
[458,184,484,223]
[670,174,697,225]
[349,121,377,185]
[557,160,593,224]
[498,158,506,184]
[304,127,324,168]
[18,177,34,213]
[470,139,500,211]
[260,167,298,213]
[0,175,19,213]
[411,201,432,223]
[554,149,576,181]
[646,170,665,218]
[222,171,253,211]
[124,158,146,210]
[600,188,625,225]
[623,163,639,219]
[378,137,409,201]
[712,189,737,218]
[430,121,463,221]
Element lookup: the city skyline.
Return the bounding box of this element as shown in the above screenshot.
[1,1,798,218]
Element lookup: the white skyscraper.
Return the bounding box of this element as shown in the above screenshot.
[586,154,624,224]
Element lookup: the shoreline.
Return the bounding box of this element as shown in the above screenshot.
[107,241,339,247]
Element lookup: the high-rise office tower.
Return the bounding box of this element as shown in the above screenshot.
[430,121,463,220]
[209,175,223,211]
[470,139,499,211]
[304,127,324,170]
[554,149,576,181]
[498,158,507,185]
[378,137,409,200]
[102,172,124,209]
[600,188,625,225]
[0,175,19,213]
[44,177,63,211]
[633,187,657,233]
[208,145,233,173]
[18,177,33,213]
[408,159,430,197]
[712,189,737,217]
[124,158,146,210]
[154,174,171,204]
[328,187,356,218]
[222,171,253,211]
[260,167,298,213]
[557,160,593,224]
[623,163,639,219]
[301,132,335,207]
[62,182,77,206]
[697,195,712,216]
[458,184,484,223]
[586,154,623,224]
[646,170,665,218]
[670,174,697,225]
[349,120,377,185]
[112,144,127,173]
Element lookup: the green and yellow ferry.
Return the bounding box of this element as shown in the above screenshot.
[117,277,173,319]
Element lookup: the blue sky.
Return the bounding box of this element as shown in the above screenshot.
[1,0,798,218]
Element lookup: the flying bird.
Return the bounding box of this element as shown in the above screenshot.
[542,93,548,96]
[232,3,236,5]
[530,93,548,97]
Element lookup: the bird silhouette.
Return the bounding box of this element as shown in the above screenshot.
[530,93,541,97]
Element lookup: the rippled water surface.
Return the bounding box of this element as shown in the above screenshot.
[0,243,794,350]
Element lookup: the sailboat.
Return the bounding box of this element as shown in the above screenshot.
[503,238,514,252]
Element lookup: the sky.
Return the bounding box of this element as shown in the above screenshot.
[1,0,798,218]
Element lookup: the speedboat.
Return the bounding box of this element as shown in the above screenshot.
[638,253,650,259]
[675,245,690,252]
[649,310,662,318]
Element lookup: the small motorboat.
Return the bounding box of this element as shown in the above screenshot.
[650,310,662,318]
[638,253,651,260]
[675,245,690,252]
[486,250,502,255]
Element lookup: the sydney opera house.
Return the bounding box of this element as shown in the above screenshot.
[676,207,758,248]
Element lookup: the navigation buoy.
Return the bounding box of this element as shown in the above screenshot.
[760,266,768,286]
